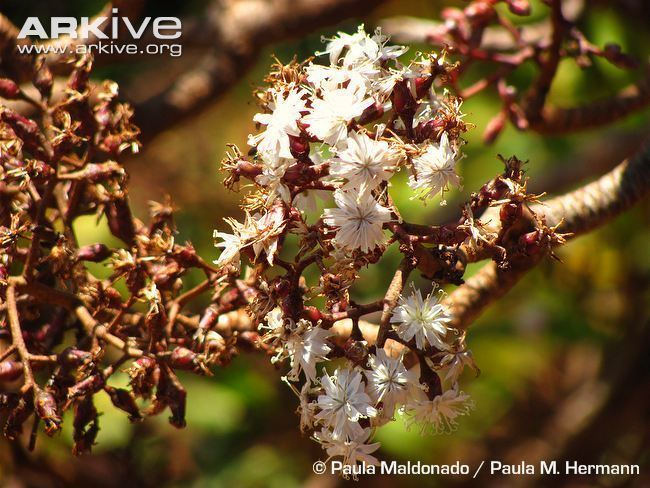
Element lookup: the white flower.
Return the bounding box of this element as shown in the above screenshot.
[319,25,407,68]
[390,286,453,350]
[314,427,381,469]
[322,190,391,253]
[303,84,373,146]
[213,217,251,269]
[250,207,286,265]
[440,349,479,388]
[284,378,318,432]
[408,132,461,202]
[255,158,292,204]
[329,131,401,191]
[365,349,415,417]
[462,204,496,248]
[248,85,307,163]
[285,321,332,383]
[316,367,377,439]
[404,389,474,434]
[260,308,285,333]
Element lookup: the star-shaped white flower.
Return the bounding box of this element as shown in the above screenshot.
[316,367,377,439]
[303,84,373,147]
[329,131,401,191]
[390,286,453,350]
[365,349,416,418]
[322,190,391,253]
[408,132,461,202]
[403,389,474,434]
[248,85,307,163]
[314,426,381,469]
[285,322,332,383]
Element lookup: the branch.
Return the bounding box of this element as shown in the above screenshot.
[445,139,650,329]
[134,0,385,141]
[6,284,35,392]
[530,70,650,134]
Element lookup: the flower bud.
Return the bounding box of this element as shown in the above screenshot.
[169,347,198,371]
[506,0,531,16]
[106,198,136,245]
[198,307,219,330]
[58,347,93,368]
[35,389,62,435]
[0,79,21,99]
[76,243,112,263]
[105,386,142,422]
[68,374,105,399]
[0,361,23,381]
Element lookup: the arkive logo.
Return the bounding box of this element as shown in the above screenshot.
[17,8,182,40]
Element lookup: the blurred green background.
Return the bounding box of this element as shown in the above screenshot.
[1,1,649,487]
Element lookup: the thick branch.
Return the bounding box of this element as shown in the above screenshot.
[134,0,384,140]
[445,139,650,329]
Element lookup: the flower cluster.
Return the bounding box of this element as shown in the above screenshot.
[217,26,481,468]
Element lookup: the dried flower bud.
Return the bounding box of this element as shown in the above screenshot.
[35,389,62,435]
[68,374,105,399]
[105,386,142,422]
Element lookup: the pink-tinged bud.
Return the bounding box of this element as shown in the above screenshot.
[289,135,310,158]
[391,81,417,117]
[238,331,260,349]
[0,79,20,99]
[236,159,263,179]
[173,244,199,267]
[58,347,93,368]
[465,1,495,22]
[506,0,531,16]
[0,265,8,284]
[357,102,384,125]
[35,390,62,435]
[76,243,112,263]
[199,307,219,330]
[415,76,434,99]
[169,347,198,370]
[106,198,136,245]
[302,306,322,323]
[500,202,522,223]
[0,361,23,381]
[519,231,544,255]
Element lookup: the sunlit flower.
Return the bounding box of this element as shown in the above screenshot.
[408,132,461,202]
[250,207,286,265]
[314,426,381,469]
[285,321,333,383]
[322,190,391,253]
[365,349,416,418]
[390,286,453,350]
[303,84,373,146]
[404,389,474,434]
[329,131,401,191]
[316,367,377,439]
[248,85,308,162]
[213,217,251,269]
[440,349,479,388]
